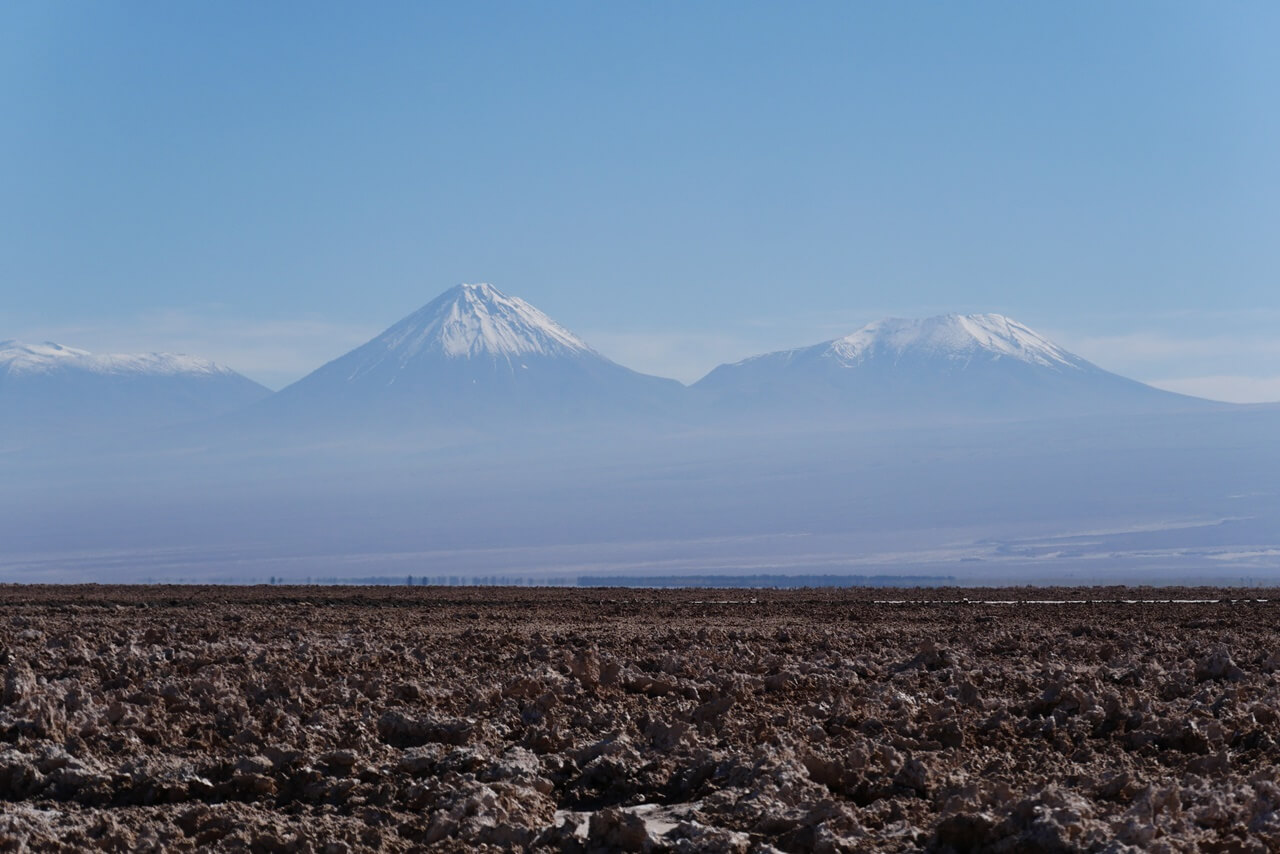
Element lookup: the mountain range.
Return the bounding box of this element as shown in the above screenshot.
[1,285,1227,443]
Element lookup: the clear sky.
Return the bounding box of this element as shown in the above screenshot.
[3,2,1278,399]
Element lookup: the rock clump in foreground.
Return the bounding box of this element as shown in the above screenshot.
[1,585,1279,852]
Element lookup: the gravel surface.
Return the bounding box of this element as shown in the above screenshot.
[2,584,1279,852]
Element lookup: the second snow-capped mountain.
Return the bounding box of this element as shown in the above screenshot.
[270,283,683,427]
[693,313,1207,420]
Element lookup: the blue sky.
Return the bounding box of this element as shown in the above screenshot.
[3,2,1279,399]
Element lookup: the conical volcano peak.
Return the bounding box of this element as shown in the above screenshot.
[829,313,1082,370]
[378,282,594,361]
[269,283,684,423]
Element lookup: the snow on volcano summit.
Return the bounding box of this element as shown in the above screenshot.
[0,340,243,379]
[322,282,603,386]
[377,282,592,362]
[826,314,1085,372]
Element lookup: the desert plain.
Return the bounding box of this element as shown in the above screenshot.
[2,585,1279,852]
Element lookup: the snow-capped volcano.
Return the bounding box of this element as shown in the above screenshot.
[268,283,683,429]
[694,313,1206,420]
[339,282,595,382]
[0,340,270,442]
[369,282,592,363]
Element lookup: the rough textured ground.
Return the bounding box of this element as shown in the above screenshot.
[2,584,1279,852]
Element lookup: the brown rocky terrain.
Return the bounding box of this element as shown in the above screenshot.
[2,584,1278,852]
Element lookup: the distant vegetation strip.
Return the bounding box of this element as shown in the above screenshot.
[144,574,958,587]
[576,574,957,588]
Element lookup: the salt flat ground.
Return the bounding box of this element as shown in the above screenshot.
[2,585,1279,852]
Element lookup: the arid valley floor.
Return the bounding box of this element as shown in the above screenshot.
[2,585,1279,852]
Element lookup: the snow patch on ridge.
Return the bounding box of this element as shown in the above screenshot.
[0,340,236,378]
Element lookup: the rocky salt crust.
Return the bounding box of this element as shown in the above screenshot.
[1,585,1279,851]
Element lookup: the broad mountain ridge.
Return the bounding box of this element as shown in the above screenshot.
[0,340,269,443]
[692,313,1209,420]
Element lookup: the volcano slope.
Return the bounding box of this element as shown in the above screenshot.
[2,585,1280,852]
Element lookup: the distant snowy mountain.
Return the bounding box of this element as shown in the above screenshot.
[266,283,683,430]
[694,314,1210,421]
[0,340,270,441]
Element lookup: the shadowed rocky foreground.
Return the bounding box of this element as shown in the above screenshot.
[2,585,1279,852]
